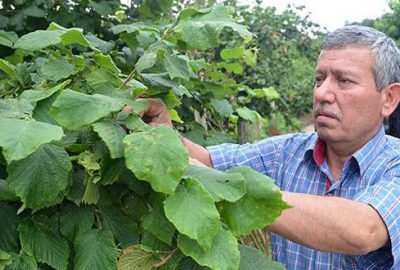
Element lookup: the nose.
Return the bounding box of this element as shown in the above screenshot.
[314,78,335,104]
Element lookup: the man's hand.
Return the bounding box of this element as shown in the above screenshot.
[125,98,172,128]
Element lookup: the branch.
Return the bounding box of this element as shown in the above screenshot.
[154,248,177,268]
[119,68,137,90]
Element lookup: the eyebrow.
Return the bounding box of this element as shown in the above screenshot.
[315,68,360,79]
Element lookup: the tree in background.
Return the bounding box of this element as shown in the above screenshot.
[221,0,322,135]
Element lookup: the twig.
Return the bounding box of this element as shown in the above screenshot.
[153,248,177,268]
[119,68,137,90]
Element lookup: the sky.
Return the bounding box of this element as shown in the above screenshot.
[250,0,391,31]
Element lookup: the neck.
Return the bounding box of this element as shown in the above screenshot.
[325,144,353,180]
[323,126,382,180]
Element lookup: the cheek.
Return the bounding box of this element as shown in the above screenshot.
[341,92,381,122]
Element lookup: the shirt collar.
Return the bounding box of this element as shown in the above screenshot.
[304,126,386,176]
[352,126,386,176]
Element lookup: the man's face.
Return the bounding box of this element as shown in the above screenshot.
[313,46,386,145]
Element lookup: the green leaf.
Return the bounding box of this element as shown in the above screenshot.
[86,68,122,92]
[123,127,188,194]
[61,29,91,47]
[14,30,62,51]
[92,121,126,159]
[47,23,91,48]
[92,88,147,114]
[15,64,31,88]
[124,114,151,132]
[188,58,208,72]
[65,170,86,205]
[242,49,257,67]
[86,35,114,53]
[59,204,94,242]
[22,5,45,17]
[174,6,252,50]
[0,59,17,78]
[135,51,158,73]
[94,53,120,74]
[165,55,190,81]
[141,231,171,252]
[253,87,280,101]
[119,167,152,196]
[82,177,100,205]
[0,205,19,252]
[18,221,69,270]
[141,73,191,97]
[40,59,75,81]
[88,1,113,16]
[210,98,233,118]
[0,99,33,119]
[0,31,18,48]
[74,229,119,270]
[178,227,239,270]
[218,62,243,75]
[0,249,11,269]
[141,194,175,245]
[98,205,140,247]
[219,167,290,236]
[7,143,72,210]
[117,245,160,270]
[178,7,205,20]
[178,257,211,269]
[0,180,17,201]
[5,253,37,270]
[50,89,125,130]
[0,119,64,164]
[236,107,260,124]
[19,80,70,103]
[183,165,246,203]
[111,22,159,35]
[220,47,245,60]
[77,152,99,172]
[99,158,125,185]
[158,250,185,270]
[174,22,219,51]
[164,178,220,250]
[238,245,286,270]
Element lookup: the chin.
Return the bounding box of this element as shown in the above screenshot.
[315,127,342,143]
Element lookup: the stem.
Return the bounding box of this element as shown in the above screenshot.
[153,248,177,268]
[69,155,79,161]
[249,232,262,250]
[119,68,137,90]
[253,230,266,253]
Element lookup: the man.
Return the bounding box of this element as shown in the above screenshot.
[141,26,400,269]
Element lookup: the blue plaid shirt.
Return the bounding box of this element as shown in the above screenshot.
[208,127,400,270]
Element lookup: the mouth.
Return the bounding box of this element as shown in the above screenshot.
[314,110,339,124]
[316,112,336,119]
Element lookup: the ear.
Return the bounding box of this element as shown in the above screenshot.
[381,83,400,117]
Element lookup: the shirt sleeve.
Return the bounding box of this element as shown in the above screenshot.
[353,170,400,268]
[206,134,292,176]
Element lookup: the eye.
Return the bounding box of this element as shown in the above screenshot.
[314,76,324,87]
[338,78,352,85]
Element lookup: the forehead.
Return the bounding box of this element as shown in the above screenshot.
[316,46,374,75]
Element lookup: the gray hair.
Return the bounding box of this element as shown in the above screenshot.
[322,25,400,91]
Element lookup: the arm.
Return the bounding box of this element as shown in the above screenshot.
[268,191,389,255]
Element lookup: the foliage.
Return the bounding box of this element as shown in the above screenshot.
[0,3,290,270]
[373,0,400,46]
[219,0,323,133]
